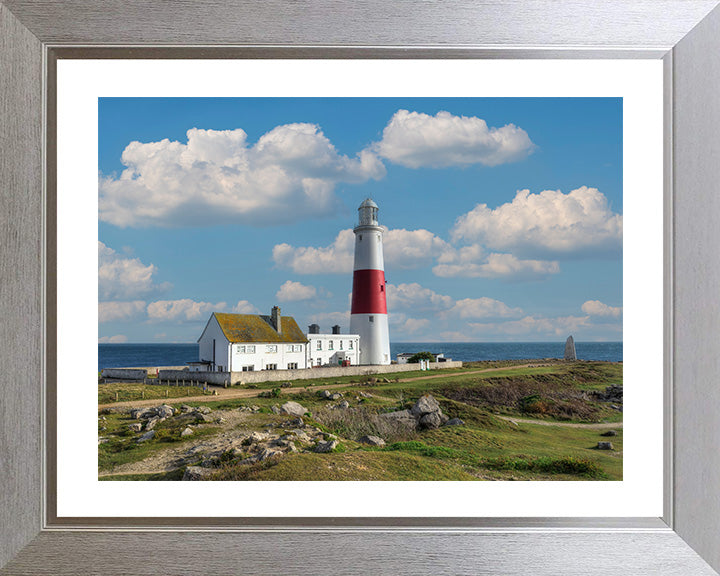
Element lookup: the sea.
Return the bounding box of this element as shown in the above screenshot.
[98,341,622,371]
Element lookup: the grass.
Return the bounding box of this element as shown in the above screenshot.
[98,383,213,404]
[98,360,623,481]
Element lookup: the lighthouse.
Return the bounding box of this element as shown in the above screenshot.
[350,198,391,365]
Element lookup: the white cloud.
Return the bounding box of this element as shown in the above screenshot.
[99,242,170,300]
[232,300,260,314]
[276,280,318,302]
[100,125,385,228]
[147,299,226,322]
[98,334,128,343]
[273,229,355,274]
[383,228,451,269]
[582,300,622,317]
[451,187,622,258]
[469,315,591,337]
[98,300,146,323]
[374,109,535,168]
[386,283,453,312]
[396,317,430,334]
[434,249,559,280]
[450,297,523,319]
[273,227,449,274]
[307,310,351,330]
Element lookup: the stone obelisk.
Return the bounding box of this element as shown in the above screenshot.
[564,335,577,361]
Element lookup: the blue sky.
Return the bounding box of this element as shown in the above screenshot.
[98,97,623,343]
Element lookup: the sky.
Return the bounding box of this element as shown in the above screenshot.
[98,97,623,344]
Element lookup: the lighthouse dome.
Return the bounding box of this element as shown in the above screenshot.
[358,198,379,226]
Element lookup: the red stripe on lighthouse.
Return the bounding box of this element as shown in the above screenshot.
[351,269,387,314]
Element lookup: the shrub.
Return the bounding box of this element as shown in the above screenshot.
[313,406,415,442]
[406,351,436,363]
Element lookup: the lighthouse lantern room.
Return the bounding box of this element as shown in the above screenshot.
[349,198,391,365]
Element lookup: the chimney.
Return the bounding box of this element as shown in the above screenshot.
[271,306,281,334]
[308,324,320,334]
[332,325,341,334]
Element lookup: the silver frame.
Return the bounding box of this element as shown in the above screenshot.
[2,2,720,574]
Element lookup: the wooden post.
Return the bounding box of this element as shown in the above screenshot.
[165,389,169,398]
[141,390,145,399]
[114,391,118,402]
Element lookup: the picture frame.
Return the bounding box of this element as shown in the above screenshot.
[2,1,720,574]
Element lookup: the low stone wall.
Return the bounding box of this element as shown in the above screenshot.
[157,370,231,386]
[101,368,147,381]
[157,361,463,386]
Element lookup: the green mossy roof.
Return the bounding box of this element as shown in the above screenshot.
[213,313,307,344]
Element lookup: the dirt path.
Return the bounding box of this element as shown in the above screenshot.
[496,415,623,429]
[98,364,542,411]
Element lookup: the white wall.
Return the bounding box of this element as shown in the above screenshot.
[197,315,230,372]
[307,334,360,367]
[230,342,307,371]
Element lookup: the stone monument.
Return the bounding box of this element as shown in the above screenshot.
[564,335,577,361]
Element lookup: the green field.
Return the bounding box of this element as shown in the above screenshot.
[98,360,622,481]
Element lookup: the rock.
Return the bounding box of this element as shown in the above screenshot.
[564,335,577,361]
[145,417,160,431]
[280,382,292,388]
[419,412,443,430]
[444,418,465,427]
[248,431,269,443]
[127,422,142,432]
[98,437,108,445]
[379,409,417,430]
[314,440,338,453]
[410,395,441,417]
[257,448,282,461]
[195,406,211,414]
[334,400,350,410]
[199,414,214,423]
[183,466,213,481]
[319,390,332,399]
[271,405,281,414]
[137,430,155,442]
[280,401,307,417]
[286,417,304,428]
[180,404,194,413]
[358,435,386,447]
[359,392,373,398]
[383,378,391,383]
[329,392,343,401]
[214,417,226,424]
[130,407,154,420]
[156,404,174,419]
[181,427,194,437]
[597,441,614,450]
[601,430,618,437]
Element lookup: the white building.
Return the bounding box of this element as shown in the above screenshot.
[306,325,360,367]
[197,306,307,372]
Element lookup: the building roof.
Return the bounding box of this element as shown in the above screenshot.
[212,312,307,344]
[359,197,378,209]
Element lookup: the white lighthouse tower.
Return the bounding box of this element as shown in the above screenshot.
[350,198,391,365]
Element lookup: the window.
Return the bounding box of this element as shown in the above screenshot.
[348,340,353,350]
[359,234,362,241]
[248,345,255,353]
[380,284,384,292]
[242,365,254,372]
[328,340,334,350]
[369,316,375,323]
[339,340,343,350]
[287,362,298,370]
[316,340,322,350]
[265,363,277,370]
[316,359,322,366]
[266,345,278,353]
